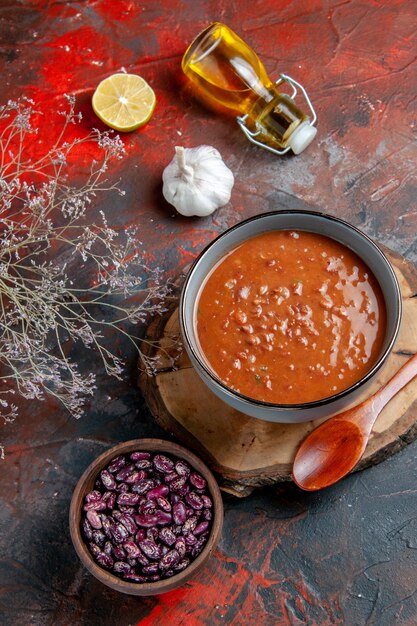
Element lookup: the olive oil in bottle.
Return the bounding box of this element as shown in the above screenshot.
[182,23,317,155]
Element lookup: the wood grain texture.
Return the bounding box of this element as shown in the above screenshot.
[139,248,417,495]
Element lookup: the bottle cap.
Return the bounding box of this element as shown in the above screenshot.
[287,121,317,154]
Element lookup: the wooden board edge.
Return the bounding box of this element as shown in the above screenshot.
[382,245,417,292]
[139,369,417,491]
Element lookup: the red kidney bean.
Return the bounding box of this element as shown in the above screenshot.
[117,492,140,507]
[152,473,163,485]
[118,505,136,514]
[110,522,129,543]
[138,500,156,515]
[115,464,135,482]
[83,499,107,512]
[92,530,106,546]
[132,479,157,495]
[136,552,150,567]
[175,460,190,476]
[203,508,212,521]
[153,454,174,473]
[86,510,102,530]
[135,529,146,544]
[172,502,187,525]
[174,558,190,572]
[113,561,131,575]
[142,563,159,575]
[146,527,159,542]
[185,533,198,546]
[186,492,204,510]
[159,548,180,571]
[170,476,187,492]
[89,542,101,558]
[194,521,209,536]
[189,473,206,490]
[127,557,137,567]
[96,552,113,569]
[146,484,169,500]
[100,470,116,490]
[190,537,207,558]
[156,510,172,526]
[123,541,142,558]
[116,483,129,493]
[156,496,171,512]
[124,572,148,582]
[106,492,116,510]
[112,545,126,560]
[176,484,190,497]
[139,539,161,560]
[118,513,137,535]
[135,513,159,528]
[100,515,113,539]
[135,459,152,470]
[85,490,102,504]
[130,451,151,461]
[107,455,126,473]
[82,518,93,540]
[182,516,197,535]
[164,471,178,483]
[123,470,144,484]
[175,537,186,558]
[103,541,113,556]
[159,527,176,546]
[201,495,212,508]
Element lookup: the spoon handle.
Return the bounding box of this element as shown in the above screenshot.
[372,351,417,413]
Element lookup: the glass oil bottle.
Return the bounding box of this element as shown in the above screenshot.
[182,22,317,155]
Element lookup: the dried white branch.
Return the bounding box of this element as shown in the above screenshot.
[0,96,176,450]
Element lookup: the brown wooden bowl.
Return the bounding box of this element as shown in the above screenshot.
[69,438,223,595]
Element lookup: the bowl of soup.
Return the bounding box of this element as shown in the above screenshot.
[179,210,402,423]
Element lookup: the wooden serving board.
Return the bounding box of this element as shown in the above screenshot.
[138,247,417,496]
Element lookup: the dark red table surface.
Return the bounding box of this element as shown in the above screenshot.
[0,1,416,625]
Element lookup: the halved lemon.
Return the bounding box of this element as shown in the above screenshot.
[92,73,156,132]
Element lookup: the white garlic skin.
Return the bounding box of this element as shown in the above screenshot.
[162,145,234,217]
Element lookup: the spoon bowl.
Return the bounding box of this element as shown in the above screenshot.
[293,419,366,491]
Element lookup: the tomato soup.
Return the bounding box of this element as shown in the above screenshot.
[195,230,386,404]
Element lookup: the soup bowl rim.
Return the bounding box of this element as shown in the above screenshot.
[179,209,402,412]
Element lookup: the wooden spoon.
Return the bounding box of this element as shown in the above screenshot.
[292,352,417,491]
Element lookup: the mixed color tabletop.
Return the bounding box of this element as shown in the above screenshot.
[0,1,416,624]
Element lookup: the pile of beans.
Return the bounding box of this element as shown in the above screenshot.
[81,451,213,583]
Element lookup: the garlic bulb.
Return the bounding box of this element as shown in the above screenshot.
[162,145,234,217]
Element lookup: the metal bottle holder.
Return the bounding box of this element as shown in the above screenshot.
[236,73,318,156]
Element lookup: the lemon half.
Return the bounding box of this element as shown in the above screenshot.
[92,73,156,132]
